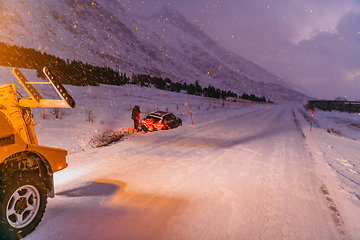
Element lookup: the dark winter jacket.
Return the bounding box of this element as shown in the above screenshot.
[131,105,141,120]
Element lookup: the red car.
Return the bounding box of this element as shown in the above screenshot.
[141,111,182,132]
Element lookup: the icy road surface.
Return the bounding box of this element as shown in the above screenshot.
[26,105,344,239]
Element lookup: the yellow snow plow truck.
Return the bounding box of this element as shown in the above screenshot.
[0,67,75,239]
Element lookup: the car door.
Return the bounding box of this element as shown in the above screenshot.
[164,113,176,128]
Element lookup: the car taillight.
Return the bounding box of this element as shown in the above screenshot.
[142,119,155,131]
[154,122,165,130]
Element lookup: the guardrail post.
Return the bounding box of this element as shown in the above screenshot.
[310,104,314,131]
[188,101,193,125]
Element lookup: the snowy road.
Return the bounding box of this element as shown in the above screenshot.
[26,104,344,239]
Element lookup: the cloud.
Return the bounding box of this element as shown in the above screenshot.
[286,10,360,98]
[191,0,360,99]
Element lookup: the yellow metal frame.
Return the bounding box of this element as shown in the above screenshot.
[0,112,67,173]
[0,84,37,144]
[0,67,73,173]
[12,67,75,108]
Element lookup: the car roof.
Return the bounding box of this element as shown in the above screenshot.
[147,110,171,117]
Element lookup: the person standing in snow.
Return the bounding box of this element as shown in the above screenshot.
[131,105,141,130]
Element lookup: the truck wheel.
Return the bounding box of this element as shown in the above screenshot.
[0,173,47,239]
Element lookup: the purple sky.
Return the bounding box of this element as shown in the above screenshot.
[122,0,360,100]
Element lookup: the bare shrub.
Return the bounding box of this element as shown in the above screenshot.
[350,123,360,129]
[86,109,94,123]
[49,108,68,119]
[325,127,341,135]
[41,108,47,119]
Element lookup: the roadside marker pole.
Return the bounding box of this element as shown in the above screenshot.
[310,104,314,131]
[188,101,193,125]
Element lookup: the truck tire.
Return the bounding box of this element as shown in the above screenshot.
[0,173,47,239]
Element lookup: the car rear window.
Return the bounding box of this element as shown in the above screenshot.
[146,115,161,122]
[163,115,169,121]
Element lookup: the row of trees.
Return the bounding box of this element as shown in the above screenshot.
[0,41,124,86]
[240,93,268,103]
[130,75,240,100]
[0,41,59,70]
[0,41,269,102]
[43,59,130,86]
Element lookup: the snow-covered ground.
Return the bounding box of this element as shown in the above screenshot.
[1,67,360,239]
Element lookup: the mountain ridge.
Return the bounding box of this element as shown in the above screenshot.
[0,0,308,101]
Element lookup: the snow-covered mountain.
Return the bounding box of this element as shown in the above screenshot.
[0,0,308,101]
